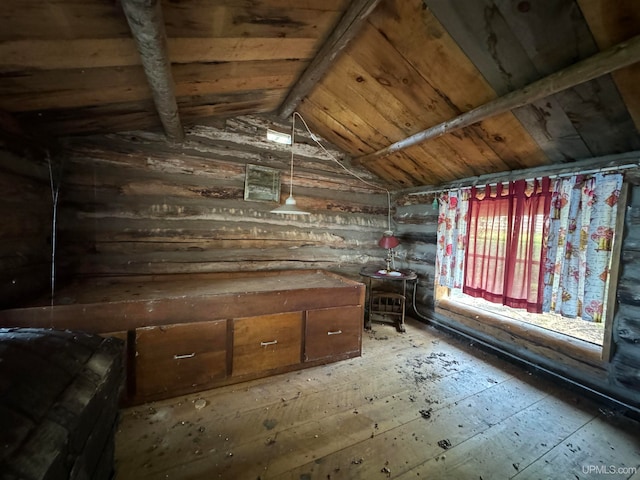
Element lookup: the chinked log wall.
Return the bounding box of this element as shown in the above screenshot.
[0,141,52,309]
[393,182,640,411]
[614,184,640,395]
[56,115,388,282]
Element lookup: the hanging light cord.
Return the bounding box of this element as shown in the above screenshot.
[288,113,296,198]
[293,111,394,232]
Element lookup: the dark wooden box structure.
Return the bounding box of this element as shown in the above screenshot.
[0,328,124,480]
[0,270,365,405]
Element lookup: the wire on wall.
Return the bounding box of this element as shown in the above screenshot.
[293,112,395,232]
[47,151,62,306]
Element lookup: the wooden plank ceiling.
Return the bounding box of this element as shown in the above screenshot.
[1,0,639,188]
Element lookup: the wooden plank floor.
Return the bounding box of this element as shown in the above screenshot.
[114,318,640,480]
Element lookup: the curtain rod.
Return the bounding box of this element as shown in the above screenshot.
[470,163,636,192]
[406,162,639,196]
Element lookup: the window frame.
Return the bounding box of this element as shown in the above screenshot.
[434,182,629,363]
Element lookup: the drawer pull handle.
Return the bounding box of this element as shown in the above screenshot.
[260,340,278,347]
[327,330,342,335]
[174,353,196,359]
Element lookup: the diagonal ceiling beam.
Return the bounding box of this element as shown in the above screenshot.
[356,33,640,165]
[278,0,383,119]
[121,0,184,143]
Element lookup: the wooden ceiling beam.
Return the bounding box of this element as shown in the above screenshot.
[356,33,640,165]
[121,0,184,143]
[277,0,383,119]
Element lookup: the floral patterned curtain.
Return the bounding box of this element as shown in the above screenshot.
[542,173,623,322]
[436,189,470,289]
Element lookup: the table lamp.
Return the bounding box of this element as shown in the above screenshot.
[379,230,400,272]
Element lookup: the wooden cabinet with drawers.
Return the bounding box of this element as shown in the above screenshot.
[305,306,362,362]
[232,312,303,377]
[135,320,227,400]
[131,306,362,403]
[0,270,366,405]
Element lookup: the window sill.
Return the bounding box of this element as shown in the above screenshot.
[435,298,606,371]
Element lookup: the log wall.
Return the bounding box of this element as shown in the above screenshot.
[392,198,439,307]
[612,184,640,392]
[393,179,640,410]
[54,115,389,284]
[0,141,53,308]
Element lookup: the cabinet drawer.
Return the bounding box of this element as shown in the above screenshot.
[305,305,362,362]
[136,320,227,398]
[232,312,302,377]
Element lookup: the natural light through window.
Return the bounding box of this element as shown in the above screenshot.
[448,289,606,346]
[434,173,624,349]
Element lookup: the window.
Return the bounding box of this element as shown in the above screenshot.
[464,179,550,313]
[435,174,624,351]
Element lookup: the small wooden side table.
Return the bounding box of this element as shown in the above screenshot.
[359,266,417,332]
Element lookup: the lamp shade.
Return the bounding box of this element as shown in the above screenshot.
[270,195,310,215]
[378,232,400,249]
